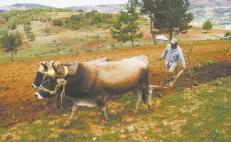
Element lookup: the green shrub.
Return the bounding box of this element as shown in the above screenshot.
[26,32,35,41]
[64,11,114,30]
[224,32,231,37]
[8,23,17,30]
[202,20,213,32]
[52,19,63,26]
[205,59,215,65]
[23,24,32,33]
[44,26,50,34]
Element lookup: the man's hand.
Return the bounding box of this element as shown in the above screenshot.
[155,58,163,62]
[183,65,187,70]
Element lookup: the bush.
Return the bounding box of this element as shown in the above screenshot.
[23,24,32,33]
[53,19,63,26]
[9,23,17,30]
[205,59,215,65]
[26,32,35,41]
[224,32,231,37]
[64,11,114,30]
[202,20,213,32]
[72,24,81,30]
[44,26,50,34]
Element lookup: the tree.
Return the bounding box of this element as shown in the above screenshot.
[111,0,142,48]
[141,0,193,41]
[202,20,213,33]
[0,31,22,62]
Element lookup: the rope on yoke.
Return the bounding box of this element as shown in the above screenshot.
[59,80,67,113]
[38,79,67,113]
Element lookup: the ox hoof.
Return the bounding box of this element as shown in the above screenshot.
[101,119,108,125]
[148,106,153,112]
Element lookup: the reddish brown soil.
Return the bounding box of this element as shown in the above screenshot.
[0,40,230,127]
[82,39,104,48]
[175,62,231,89]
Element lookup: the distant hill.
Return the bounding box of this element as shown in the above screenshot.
[190,0,231,8]
[68,2,231,29]
[68,4,124,13]
[0,3,51,11]
[189,0,231,29]
[0,2,230,29]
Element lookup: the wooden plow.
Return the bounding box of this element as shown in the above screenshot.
[149,69,185,97]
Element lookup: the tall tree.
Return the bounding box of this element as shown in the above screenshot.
[111,0,142,48]
[141,0,193,40]
[0,31,22,62]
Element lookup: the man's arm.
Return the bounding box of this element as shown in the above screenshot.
[178,48,186,69]
[161,45,168,59]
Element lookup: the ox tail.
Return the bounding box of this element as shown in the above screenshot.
[141,68,149,103]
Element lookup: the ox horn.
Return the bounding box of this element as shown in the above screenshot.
[51,62,67,77]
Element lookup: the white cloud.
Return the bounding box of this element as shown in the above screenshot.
[0,0,127,8]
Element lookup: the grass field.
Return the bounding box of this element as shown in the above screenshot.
[1,77,231,142]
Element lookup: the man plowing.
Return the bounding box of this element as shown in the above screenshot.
[161,38,186,86]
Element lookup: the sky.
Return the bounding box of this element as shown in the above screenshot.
[0,0,127,8]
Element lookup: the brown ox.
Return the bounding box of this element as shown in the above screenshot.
[32,57,110,112]
[34,55,151,120]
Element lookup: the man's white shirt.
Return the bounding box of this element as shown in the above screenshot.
[161,44,186,68]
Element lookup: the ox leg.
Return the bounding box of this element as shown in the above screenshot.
[56,95,62,113]
[97,101,108,120]
[142,85,153,111]
[70,104,78,119]
[134,88,143,110]
[101,106,108,120]
[146,93,153,111]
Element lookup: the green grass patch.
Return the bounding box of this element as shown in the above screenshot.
[0,45,69,62]
[1,77,231,141]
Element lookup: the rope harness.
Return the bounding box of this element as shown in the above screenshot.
[39,79,67,112]
[37,61,69,112]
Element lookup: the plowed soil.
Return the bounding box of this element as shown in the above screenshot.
[0,40,230,127]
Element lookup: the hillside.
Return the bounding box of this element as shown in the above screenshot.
[68,4,124,13]
[0,1,231,28]
[190,0,231,7]
[0,3,51,11]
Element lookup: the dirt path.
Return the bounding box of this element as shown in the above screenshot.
[0,40,230,127]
